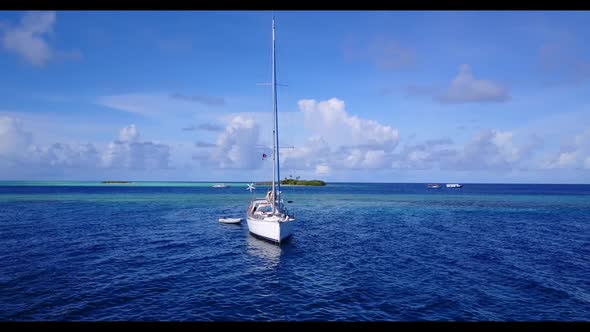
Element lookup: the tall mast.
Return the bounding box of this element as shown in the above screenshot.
[271,15,279,214]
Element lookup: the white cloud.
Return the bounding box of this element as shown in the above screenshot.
[0,11,79,67]
[315,164,331,176]
[444,130,530,171]
[408,64,510,104]
[438,65,510,104]
[1,11,55,66]
[361,150,388,169]
[0,116,32,158]
[101,124,171,170]
[97,94,161,116]
[342,148,364,169]
[391,130,542,172]
[28,143,99,168]
[97,93,226,117]
[298,98,399,151]
[204,115,263,169]
[278,98,402,172]
[281,136,330,171]
[0,116,100,171]
[119,123,139,142]
[542,128,590,170]
[192,98,401,173]
[490,131,521,163]
[392,137,456,170]
[556,152,577,167]
[0,120,168,171]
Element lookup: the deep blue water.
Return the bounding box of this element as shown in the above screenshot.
[0,182,589,321]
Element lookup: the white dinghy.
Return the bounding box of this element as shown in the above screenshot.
[218,217,243,224]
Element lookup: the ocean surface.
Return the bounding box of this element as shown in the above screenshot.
[0,181,589,321]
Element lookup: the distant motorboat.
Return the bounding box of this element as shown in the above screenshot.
[427,184,442,189]
[446,183,463,188]
[219,217,242,224]
[212,183,230,188]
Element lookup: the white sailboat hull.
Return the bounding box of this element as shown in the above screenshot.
[246,216,295,243]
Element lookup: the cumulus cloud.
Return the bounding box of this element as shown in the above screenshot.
[544,152,578,169]
[275,98,402,173]
[408,64,510,104]
[361,150,388,169]
[0,120,169,171]
[542,128,590,169]
[101,124,171,169]
[390,131,543,172]
[315,164,331,176]
[0,11,80,67]
[392,137,456,170]
[0,116,100,170]
[284,123,543,174]
[200,115,263,169]
[28,143,99,168]
[281,136,331,171]
[0,116,33,158]
[439,65,510,104]
[298,98,399,151]
[118,123,139,142]
[446,130,519,170]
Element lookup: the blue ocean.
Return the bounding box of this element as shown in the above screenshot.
[0,182,589,321]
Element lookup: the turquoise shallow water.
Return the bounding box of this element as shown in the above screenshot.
[0,181,250,187]
[0,182,589,321]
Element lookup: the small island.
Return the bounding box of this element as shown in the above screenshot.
[256,178,326,186]
[101,181,132,184]
[280,179,326,186]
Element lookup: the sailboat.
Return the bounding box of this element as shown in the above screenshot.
[246,16,295,244]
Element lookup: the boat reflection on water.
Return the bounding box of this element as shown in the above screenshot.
[246,234,282,268]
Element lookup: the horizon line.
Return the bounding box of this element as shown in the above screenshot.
[1,180,590,185]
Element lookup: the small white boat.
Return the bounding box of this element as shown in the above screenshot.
[446,183,463,188]
[212,183,229,188]
[219,217,243,224]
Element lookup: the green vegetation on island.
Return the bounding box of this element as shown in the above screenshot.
[281,179,326,186]
[101,181,132,184]
[256,177,326,186]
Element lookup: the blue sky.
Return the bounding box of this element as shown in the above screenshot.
[1,10,590,183]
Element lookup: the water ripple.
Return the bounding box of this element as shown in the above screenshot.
[0,183,589,320]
